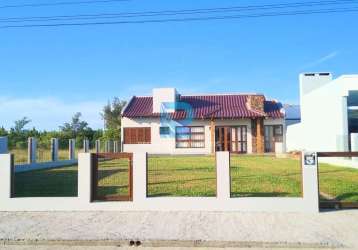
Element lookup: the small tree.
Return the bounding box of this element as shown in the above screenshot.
[0,127,8,136]
[13,117,31,132]
[60,112,89,137]
[101,97,126,140]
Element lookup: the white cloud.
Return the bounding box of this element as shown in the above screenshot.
[0,97,104,130]
[301,51,339,70]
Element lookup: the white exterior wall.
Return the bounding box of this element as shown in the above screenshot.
[122,117,211,154]
[287,75,358,152]
[122,117,284,154]
[153,88,177,113]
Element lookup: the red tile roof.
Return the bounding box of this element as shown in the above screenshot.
[123,95,283,119]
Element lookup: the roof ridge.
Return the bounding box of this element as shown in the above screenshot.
[181,93,264,97]
[133,93,265,98]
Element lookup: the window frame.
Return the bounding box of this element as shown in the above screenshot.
[159,126,170,135]
[175,126,205,148]
[273,125,283,137]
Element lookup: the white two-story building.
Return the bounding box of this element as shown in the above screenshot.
[286,73,358,154]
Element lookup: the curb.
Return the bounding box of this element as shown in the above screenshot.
[0,239,344,249]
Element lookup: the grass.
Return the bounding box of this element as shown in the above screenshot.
[147,155,216,197]
[13,158,130,198]
[230,155,303,197]
[318,163,358,202]
[12,155,358,202]
[95,158,130,198]
[14,164,78,197]
[10,149,28,165]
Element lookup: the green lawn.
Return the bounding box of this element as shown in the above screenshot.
[12,155,358,202]
[230,155,303,197]
[95,158,130,198]
[147,155,216,197]
[14,164,78,197]
[319,163,358,202]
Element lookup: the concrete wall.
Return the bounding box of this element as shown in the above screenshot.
[0,152,319,212]
[14,160,78,173]
[122,117,284,154]
[287,74,358,152]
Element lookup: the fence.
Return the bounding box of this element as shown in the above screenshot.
[58,139,70,161]
[0,151,320,212]
[147,155,216,197]
[12,163,78,198]
[230,153,303,198]
[91,153,132,201]
[37,140,52,163]
[317,152,358,209]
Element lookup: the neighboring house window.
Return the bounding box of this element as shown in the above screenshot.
[273,125,283,142]
[159,126,170,135]
[264,125,283,152]
[124,127,151,144]
[176,126,205,148]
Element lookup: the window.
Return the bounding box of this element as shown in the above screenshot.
[176,126,205,148]
[273,125,283,136]
[124,127,151,144]
[159,126,170,135]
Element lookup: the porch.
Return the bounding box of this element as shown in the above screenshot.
[211,119,284,154]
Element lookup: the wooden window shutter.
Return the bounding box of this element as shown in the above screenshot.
[124,128,129,144]
[145,127,151,143]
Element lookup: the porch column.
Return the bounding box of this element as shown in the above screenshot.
[253,118,264,154]
[211,119,215,154]
[256,118,264,154]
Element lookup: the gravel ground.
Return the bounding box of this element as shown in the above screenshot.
[0,210,357,249]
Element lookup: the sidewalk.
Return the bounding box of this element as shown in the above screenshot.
[0,210,357,249]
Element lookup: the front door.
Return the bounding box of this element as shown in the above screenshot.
[215,126,247,153]
[264,126,275,153]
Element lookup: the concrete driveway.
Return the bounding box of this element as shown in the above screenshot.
[0,210,357,249]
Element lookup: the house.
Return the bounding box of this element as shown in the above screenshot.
[121,88,285,154]
[286,73,358,153]
[284,104,301,126]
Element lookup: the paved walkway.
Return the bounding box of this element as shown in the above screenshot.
[0,210,358,249]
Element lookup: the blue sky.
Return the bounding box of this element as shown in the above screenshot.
[0,0,357,130]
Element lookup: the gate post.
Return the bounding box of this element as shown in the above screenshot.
[302,151,319,212]
[0,153,13,201]
[28,137,37,164]
[83,139,90,153]
[133,152,147,202]
[51,138,59,162]
[95,140,101,153]
[216,151,230,200]
[78,153,92,204]
[69,139,76,160]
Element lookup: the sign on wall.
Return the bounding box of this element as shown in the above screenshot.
[304,152,316,166]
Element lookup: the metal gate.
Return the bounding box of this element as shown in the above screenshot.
[317,152,358,209]
[91,152,133,202]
